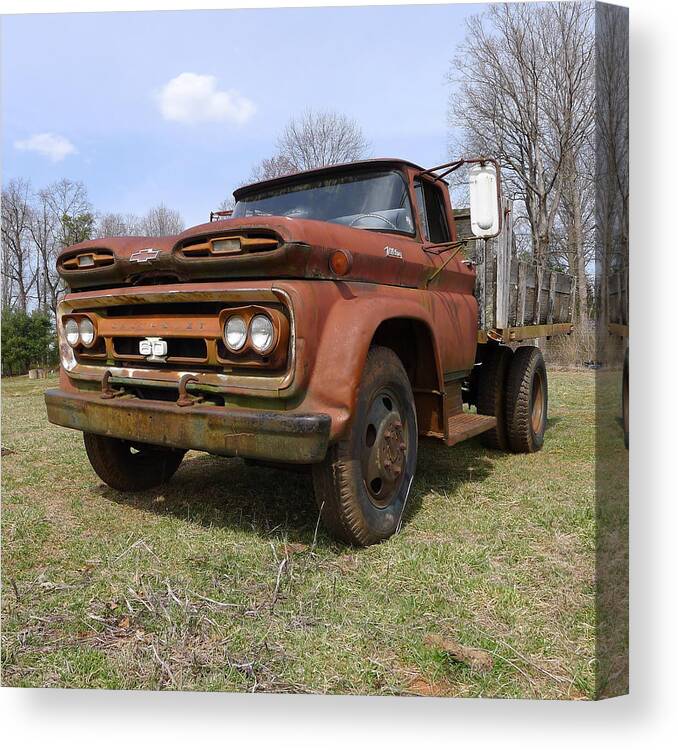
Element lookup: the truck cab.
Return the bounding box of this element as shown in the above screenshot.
[46,158,568,545]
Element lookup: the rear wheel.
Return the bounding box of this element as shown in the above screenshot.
[476,344,513,451]
[504,346,548,453]
[312,346,418,546]
[83,433,185,491]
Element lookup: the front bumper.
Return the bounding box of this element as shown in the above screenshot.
[45,389,331,464]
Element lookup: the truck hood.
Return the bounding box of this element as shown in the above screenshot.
[57,215,449,292]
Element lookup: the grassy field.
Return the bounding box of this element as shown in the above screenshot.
[1,371,622,698]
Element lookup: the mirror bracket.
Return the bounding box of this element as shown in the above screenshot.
[421,157,503,239]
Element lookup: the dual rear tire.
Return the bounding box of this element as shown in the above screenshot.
[477,344,548,454]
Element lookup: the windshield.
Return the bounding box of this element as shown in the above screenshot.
[233,169,415,235]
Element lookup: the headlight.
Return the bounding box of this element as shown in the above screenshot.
[79,318,95,346]
[250,314,275,354]
[64,318,80,347]
[224,315,247,351]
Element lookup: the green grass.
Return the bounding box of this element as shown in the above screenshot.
[1,370,624,697]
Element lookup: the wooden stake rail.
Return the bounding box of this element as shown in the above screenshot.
[454,201,575,344]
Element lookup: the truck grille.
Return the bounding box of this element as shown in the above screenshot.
[112,336,208,361]
[73,301,289,374]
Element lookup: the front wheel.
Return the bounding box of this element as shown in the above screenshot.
[312,346,418,546]
[83,433,185,491]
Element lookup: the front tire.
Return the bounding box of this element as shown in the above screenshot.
[504,346,548,453]
[312,346,418,546]
[83,433,185,491]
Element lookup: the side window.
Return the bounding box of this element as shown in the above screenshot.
[415,179,451,244]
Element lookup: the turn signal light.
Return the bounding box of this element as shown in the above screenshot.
[329,249,352,276]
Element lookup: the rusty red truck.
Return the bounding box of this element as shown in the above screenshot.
[45,158,574,545]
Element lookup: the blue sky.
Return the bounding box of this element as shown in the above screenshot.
[2,4,482,227]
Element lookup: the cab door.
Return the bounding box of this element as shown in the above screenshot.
[414,175,478,381]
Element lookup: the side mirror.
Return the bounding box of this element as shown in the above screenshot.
[469,162,501,238]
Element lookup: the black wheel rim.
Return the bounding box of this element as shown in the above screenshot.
[360,387,408,508]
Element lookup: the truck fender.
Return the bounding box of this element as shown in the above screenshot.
[303,292,447,440]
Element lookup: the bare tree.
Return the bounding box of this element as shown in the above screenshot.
[277,110,368,171]
[249,154,297,182]
[595,3,628,361]
[449,3,594,268]
[27,189,57,313]
[97,207,184,237]
[138,203,184,236]
[1,178,37,311]
[558,143,595,324]
[37,179,93,316]
[545,3,595,324]
[216,198,235,213]
[97,212,141,237]
[247,109,369,185]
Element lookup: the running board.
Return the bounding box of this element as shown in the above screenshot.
[445,413,496,447]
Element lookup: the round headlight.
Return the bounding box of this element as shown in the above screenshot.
[79,317,95,346]
[250,314,275,354]
[224,315,247,351]
[64,318,80,347]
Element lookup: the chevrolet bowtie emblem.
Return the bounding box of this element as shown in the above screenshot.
[129,248,160,263]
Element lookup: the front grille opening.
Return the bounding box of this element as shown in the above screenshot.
[168,338,207,359]
[113,337,140,356]
[177,231,281,258]
[112,337,208,361]
[61,249,115,270]
[78,339,106,356]
[216,340,271,367]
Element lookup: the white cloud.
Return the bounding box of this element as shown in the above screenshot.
[14,132,77,162]
[157,72,255,125]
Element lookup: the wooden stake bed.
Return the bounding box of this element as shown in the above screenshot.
[445,412,496,447]
[455,203,575,341]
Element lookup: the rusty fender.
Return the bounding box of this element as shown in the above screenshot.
[296,280,478,441]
